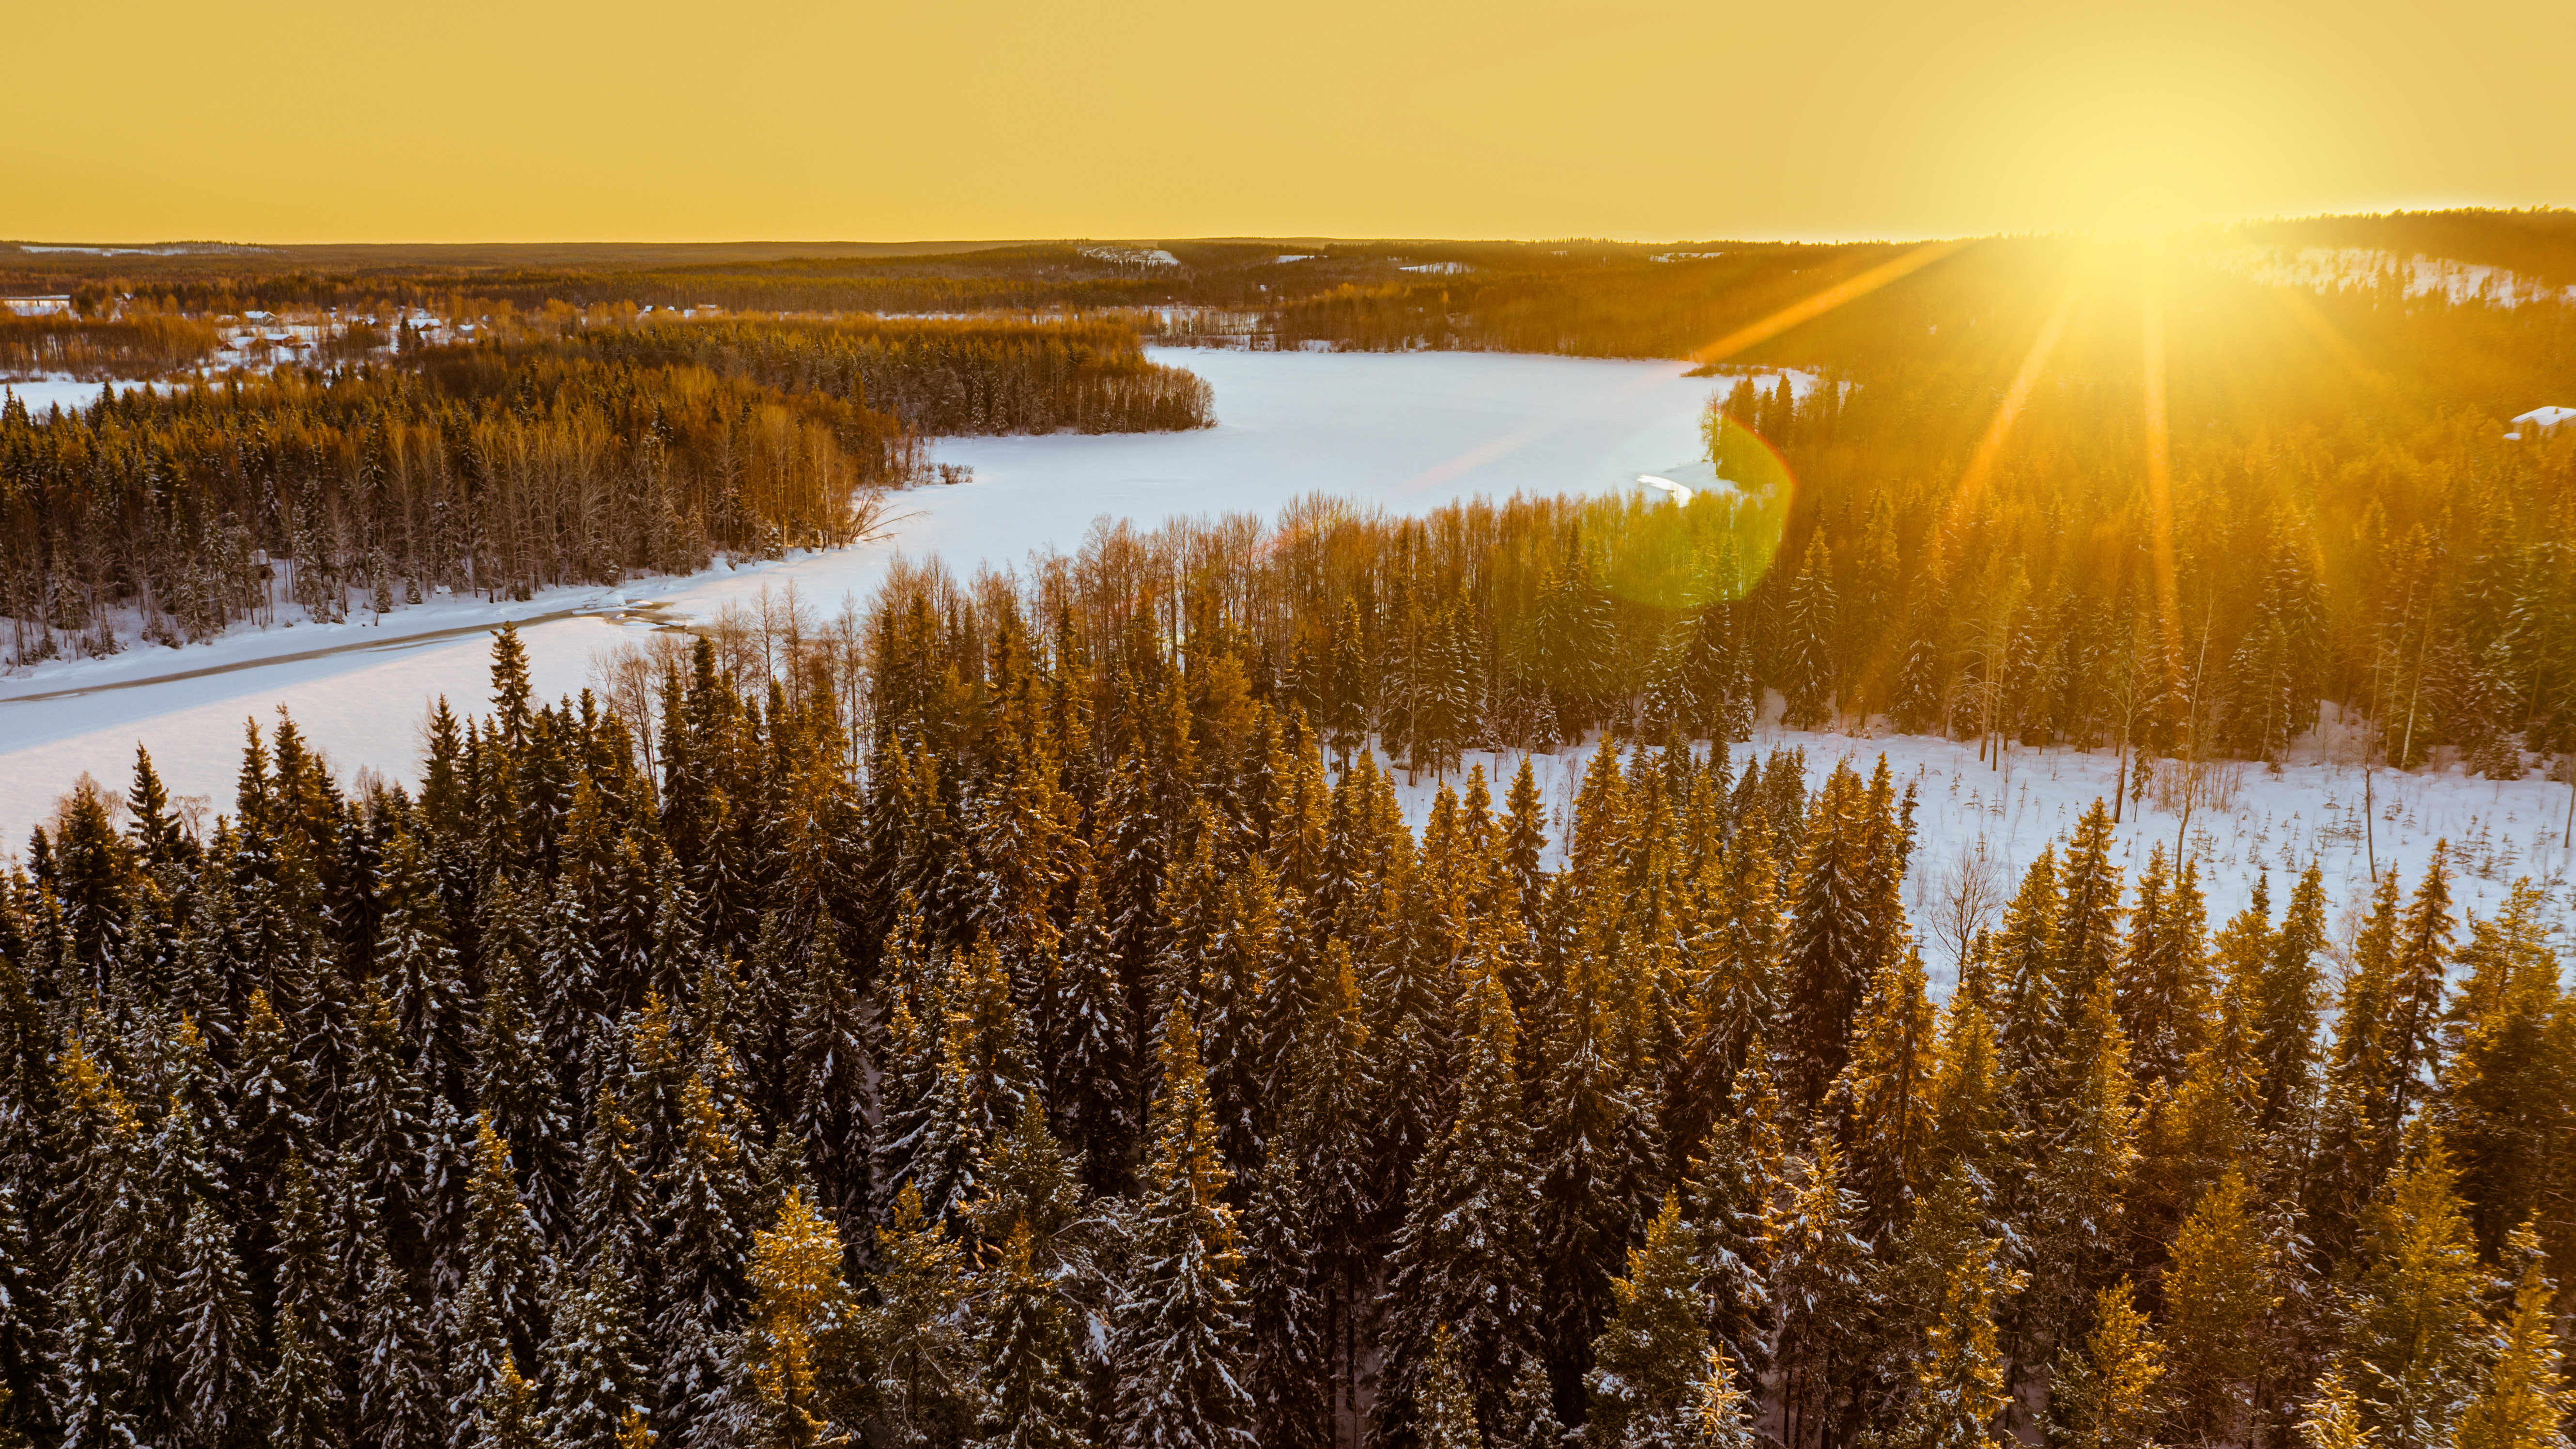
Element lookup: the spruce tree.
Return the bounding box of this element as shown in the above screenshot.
[1583,1194,1712,1449]
[1880,1230,2021,1449]
[863,1184,980,1449]
[738,1187,857,1449]
[2160,1170,2278,1444]
[167,1196,255,1449]
[2047,1282,2166,1449]
[1112,1009,1253,1449]
[2342,1144,2487,1449]
[264,1308,343,1449]
[1241,1156,1330,1449]
[978,1225,1090,1449]
[1376,972,1540,1447]
[355,1227,446,1449]
[540,1249,652,1449]
[1416,1327,1481,1449]
[1050,860,1138,1197]
[2432,882,2570,1256]
[654,1074,752,1437]
[2452,1224,2569,1449]
[1780,763,1871,1112]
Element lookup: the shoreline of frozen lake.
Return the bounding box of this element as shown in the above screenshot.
[0,348,1742,844]
[6,345,2566,954]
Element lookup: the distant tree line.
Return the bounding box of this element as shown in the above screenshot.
[578,315,1214,436]
[0,314,1214,669]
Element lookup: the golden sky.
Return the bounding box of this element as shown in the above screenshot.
[13,0,2570,244]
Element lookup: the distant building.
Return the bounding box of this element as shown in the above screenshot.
[2,295,73,317]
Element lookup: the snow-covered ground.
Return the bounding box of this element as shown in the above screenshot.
[1374,723,2575,996]
[0,348,1744,846]
[1,376,181,416]
[2205,245,2576,308]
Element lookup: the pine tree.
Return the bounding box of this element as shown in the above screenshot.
[1112,1009,1252,1449]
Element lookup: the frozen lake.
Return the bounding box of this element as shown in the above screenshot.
[0,348,1731,844]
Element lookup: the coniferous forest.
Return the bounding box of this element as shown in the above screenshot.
[1,508,2571,1449]
[0,217,2573,1449]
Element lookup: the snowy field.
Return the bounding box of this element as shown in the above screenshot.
[0,348,1736,843]
[4,344,2567,959]
[1388,724,2576,996]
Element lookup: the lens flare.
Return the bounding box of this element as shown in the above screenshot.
[1599,410,1799,613]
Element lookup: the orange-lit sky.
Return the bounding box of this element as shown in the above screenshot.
[12,0,2571,245]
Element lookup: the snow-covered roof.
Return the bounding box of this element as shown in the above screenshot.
[2511,405,2575,430]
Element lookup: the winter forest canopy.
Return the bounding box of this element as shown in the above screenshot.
[0,213,2574,1449]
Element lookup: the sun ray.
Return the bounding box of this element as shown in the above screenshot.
[1687,238,1971,369]
[1944,269,2083,524]
[2142,239,2183,695]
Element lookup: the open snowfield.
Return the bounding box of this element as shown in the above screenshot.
[5,345,2567,959]
[1391,724,2576,996]
[0,348,1741,844]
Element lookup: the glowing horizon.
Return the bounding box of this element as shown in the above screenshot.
[8,0,2571,246]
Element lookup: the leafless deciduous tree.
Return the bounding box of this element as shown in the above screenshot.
[1931,835,2005,982]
